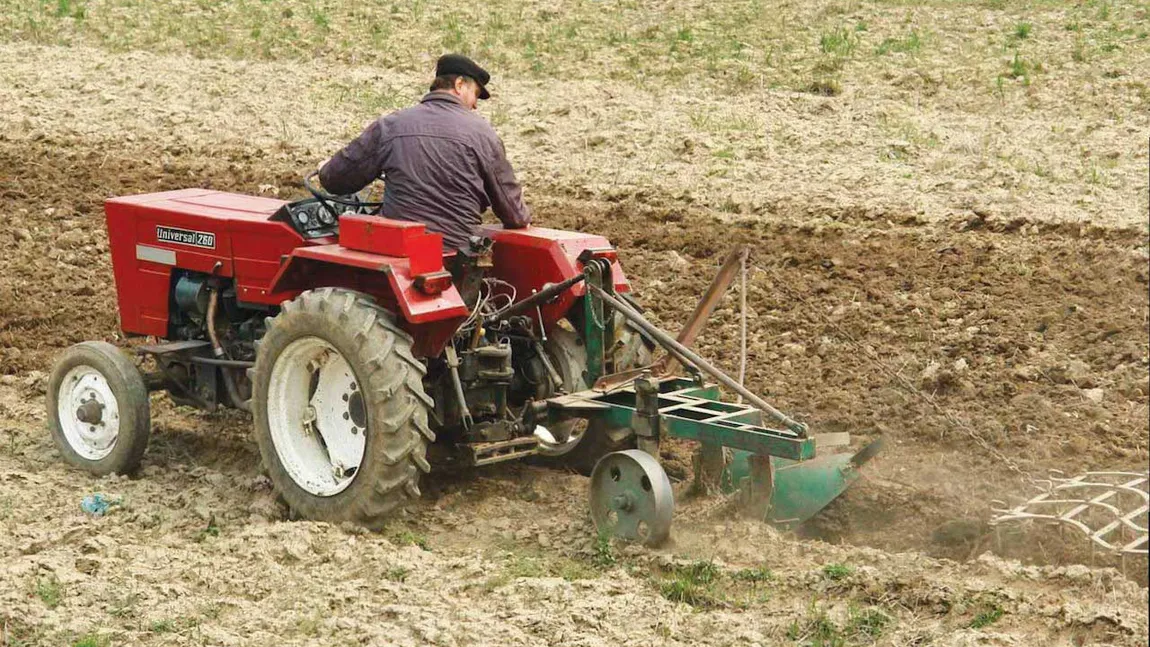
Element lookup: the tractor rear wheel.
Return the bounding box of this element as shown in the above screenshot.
[47,341,150,476]
[535,314,653,474]
[251,288,434,528]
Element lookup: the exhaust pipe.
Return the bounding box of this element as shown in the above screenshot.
[207,288,252,412]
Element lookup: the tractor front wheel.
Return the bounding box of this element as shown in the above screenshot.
[251,288,434,528]
[47,341,151,475]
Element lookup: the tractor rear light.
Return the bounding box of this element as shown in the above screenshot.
[414,271,453,295]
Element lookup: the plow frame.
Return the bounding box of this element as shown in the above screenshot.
[539,259,880,531]
[539,374,876,528]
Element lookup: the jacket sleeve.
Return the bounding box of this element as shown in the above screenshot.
[318,119,387,195]
[478,132,531,229]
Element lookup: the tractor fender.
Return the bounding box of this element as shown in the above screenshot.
[268,248,468,357]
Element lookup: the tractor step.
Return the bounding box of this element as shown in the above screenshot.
[465,436,539,467]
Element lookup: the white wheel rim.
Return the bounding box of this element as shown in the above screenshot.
[267,337,367,497]
[57,365,121,461]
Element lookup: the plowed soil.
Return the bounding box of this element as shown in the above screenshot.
[1,15,1148,647]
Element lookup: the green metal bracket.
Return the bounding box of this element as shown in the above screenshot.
[580,258,621,387]
[546,378,815,461]
[582,264,606,384]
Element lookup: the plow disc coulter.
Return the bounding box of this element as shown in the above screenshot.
[47,176,880,544]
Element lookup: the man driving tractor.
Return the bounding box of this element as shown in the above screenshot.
[318,53,531,251]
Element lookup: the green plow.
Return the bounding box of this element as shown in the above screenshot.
[537,252,883,545]
[724,440,885,529]
[544,376,883,543]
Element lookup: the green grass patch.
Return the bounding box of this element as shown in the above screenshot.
[1071,36,1088,62]
[819,28,858,56]
[822,563,853,581]
[591,533,616,568]
[655,560,779,609]
[0,0,810,88]
[732,565,774,583]
[5,0,1120,98]
[787,604,843,646]
[787,603,893,646]
[72,635,109,647]
[1002,51,1036,84]
[970,604,1006,629]
[195,515,220,542]
[383,566,411,582]
[876,30,922,55]
[480,547,603,592]
[35,575,62,608]
[848,606,893,640]
[659,561,723,608]
[390,529,430,550]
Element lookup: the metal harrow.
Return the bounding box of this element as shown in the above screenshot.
[991,471,1149,564]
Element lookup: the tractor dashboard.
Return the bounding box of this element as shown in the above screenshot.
[274,198,376,240]
[274,198,342,239]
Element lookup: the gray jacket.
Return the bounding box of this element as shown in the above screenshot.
[319,92,531,251]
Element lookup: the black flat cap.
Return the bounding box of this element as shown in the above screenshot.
[436,53,491,100]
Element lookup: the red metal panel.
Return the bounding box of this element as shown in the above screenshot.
[105,189,298,336]
[479,225,631,329]
[406,234,444,275]
[228,217,315,305]
[340,216,424,256]
[273,245,469,324]
[339,215,445,276]
[105,199,172,337]
[106,189,467,357]
[386,265,470,323]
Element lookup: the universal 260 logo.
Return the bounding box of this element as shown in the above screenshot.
[156,226,216,249]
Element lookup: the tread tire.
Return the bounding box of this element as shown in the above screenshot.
[47,341,151,476]
[538,315,654,475]
[252,288,434,529]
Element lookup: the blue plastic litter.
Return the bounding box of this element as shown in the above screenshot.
[81,493,113,516]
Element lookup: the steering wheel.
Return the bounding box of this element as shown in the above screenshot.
[303,170,385,220]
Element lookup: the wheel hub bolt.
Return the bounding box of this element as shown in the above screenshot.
[611,494,632,512]
[76,400,104,425]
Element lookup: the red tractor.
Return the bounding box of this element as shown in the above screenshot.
[48,175,879,543]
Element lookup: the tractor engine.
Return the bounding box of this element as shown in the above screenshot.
[153,270,266,412]
[168,272,265,362]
